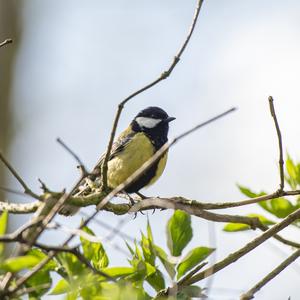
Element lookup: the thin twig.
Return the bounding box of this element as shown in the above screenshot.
[7,242,115,297]
[0,186,30,197]
[0,39,12,48]
[101,0,205,189]
[79,211,135,242]
[56,138,88,175]
[14,283,51,298]
[240,249,300,300]
[34,242,116,281]
[0,152,40,199]
[268,96,284,191]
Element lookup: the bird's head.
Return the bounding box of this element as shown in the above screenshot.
[131,107,175,145]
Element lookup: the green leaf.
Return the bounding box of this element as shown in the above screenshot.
[181,285,205,298]
[177,247,215,279]
[80,226,109,269]
[26,269,52,298]
[141,232,155,266]
[237,185,266,198]
[0,211,8,256]
[147,218,154,244]
[125,241,134,255]
[167,210,192,256]
[146,269,165,292]
[27,248,57,271]
[285,155,298,189]
[223,214,275,232]
[57,252,85,277]
[270,198,295,218]
[102,267,134,278]
[258,197,295,218]
[1,255,41,272]
[154,245,176,279]
[50,278,70,295]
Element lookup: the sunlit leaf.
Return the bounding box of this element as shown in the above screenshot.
[237,185,266,198]
[50,278,70,295]
[27,248,57,271]
[80,226,109,269]
[0,211,8,256]
[167,210,192,256]
[259,197,295,218]
[141,232,155,265]
[286,154,298,189]
[154,245,176,279]
[1,255,41,272]
[125,241,134,255]
[223,214,275,232]
[57,252,85,277]
[102,267,134,277]
[146,269,165,292]
[177,247,215,279]
[270,198,295,218]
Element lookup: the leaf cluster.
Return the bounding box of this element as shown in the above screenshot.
[0,210,214,299]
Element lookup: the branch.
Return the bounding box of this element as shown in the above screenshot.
[268,96,284,191]
[240,249,300,300]
[181,207,300,287]
[0,201,40,214]
[157,208,300,297]
[0,39,12,48]
[0,152,40,199]
[101,0,205,189]
[130,197,262,229]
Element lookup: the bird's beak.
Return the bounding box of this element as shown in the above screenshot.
[166,116,176,123]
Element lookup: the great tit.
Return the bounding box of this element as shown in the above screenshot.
[60,106,175,215]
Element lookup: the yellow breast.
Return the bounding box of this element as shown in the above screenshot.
[107,132,168,189]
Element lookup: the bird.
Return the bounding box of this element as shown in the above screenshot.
[59,106,175,216]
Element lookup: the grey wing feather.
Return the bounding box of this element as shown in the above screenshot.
[73,132,135,196]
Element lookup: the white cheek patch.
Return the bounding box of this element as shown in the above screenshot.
[136,117,161,128]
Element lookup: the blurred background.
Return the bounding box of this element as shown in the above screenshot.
[1,0,300,299]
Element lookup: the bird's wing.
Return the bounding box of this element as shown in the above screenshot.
[72,128,136,196]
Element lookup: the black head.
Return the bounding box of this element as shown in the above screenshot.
[131,106,175,149]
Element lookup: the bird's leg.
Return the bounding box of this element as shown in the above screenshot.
[135,192,156,214]
[123,191,136,206]
[135,192,147,200]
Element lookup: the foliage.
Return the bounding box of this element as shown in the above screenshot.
[0,211,213,299]
[224,153,300,231]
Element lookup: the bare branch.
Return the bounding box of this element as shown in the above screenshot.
[0,152,40,199]
[0,201,40,214]
[268,96,284,192]
[240,249,300,300]
[0,39,12,48]
[101,0,205,189]
[56,137,88,176]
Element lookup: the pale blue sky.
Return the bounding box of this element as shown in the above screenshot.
[5,0,300,299]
